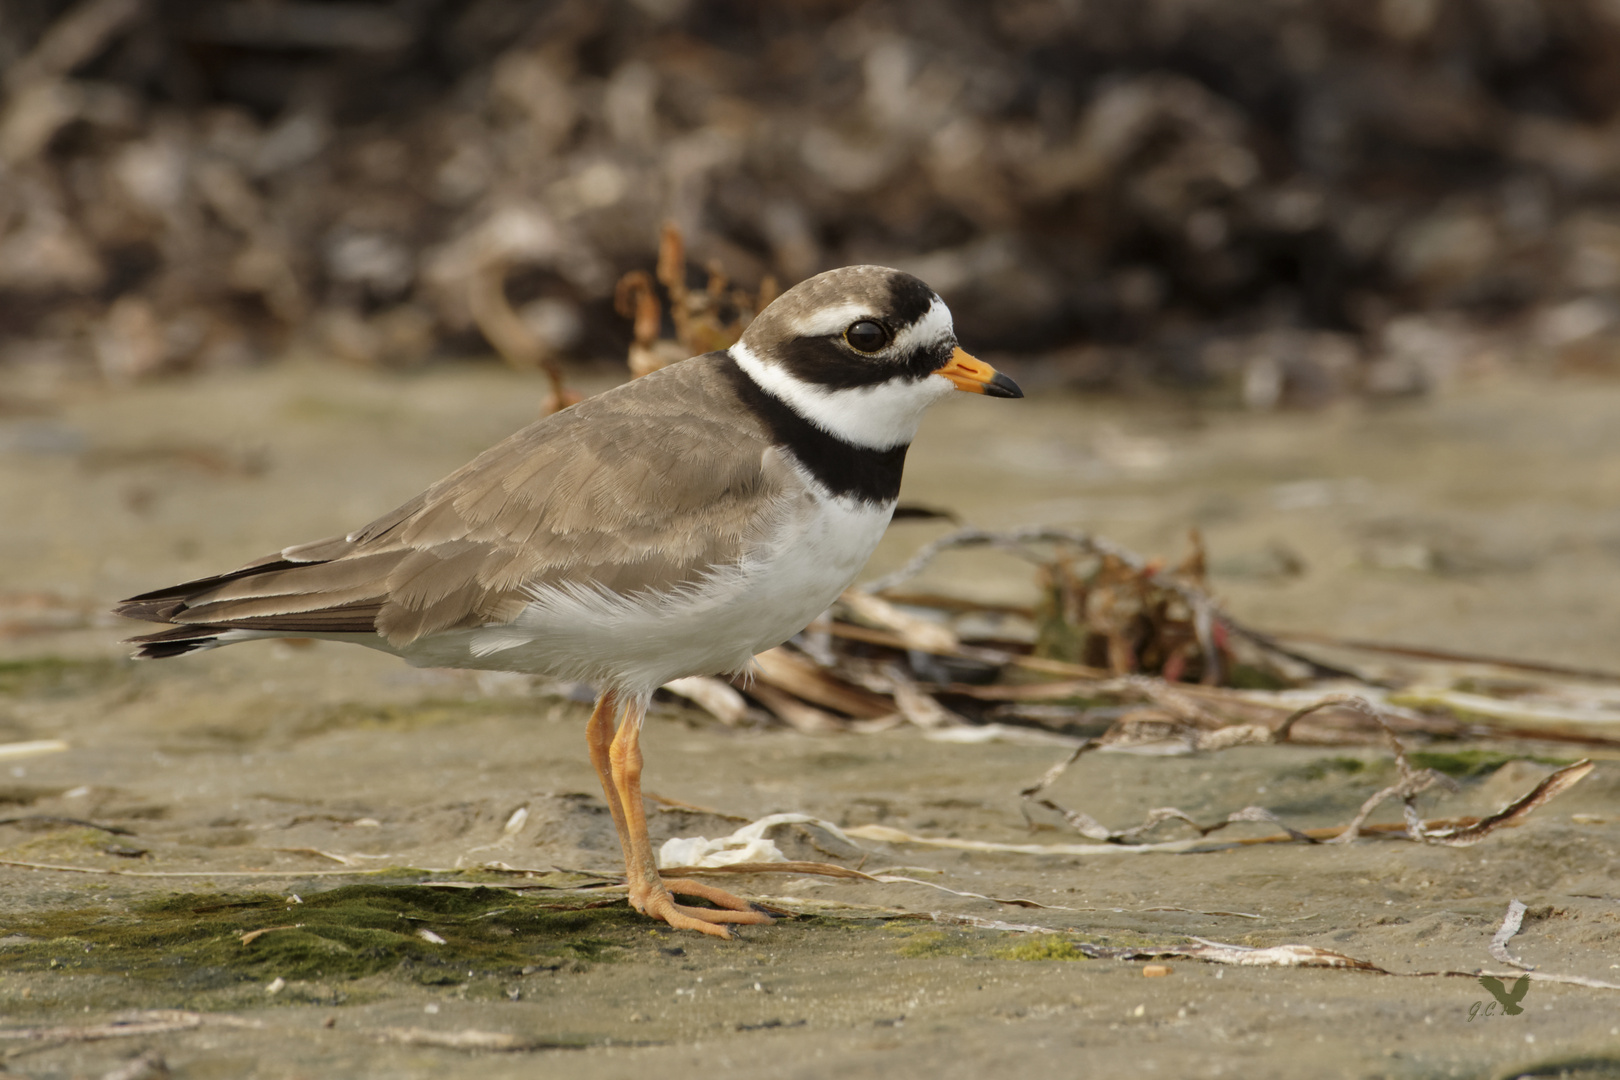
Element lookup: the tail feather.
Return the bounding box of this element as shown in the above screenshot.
[125,624,234,659]
[114,558,309,624]
[115,534,385,660]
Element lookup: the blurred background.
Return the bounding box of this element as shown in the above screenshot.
[5,0,1620,396]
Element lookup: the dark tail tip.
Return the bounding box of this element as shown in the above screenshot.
[125,625,226,659]
[131,639,214,659]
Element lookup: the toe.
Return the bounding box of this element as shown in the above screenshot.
[674,904,773,925]
[661,910,734,939]
[661,878,766,913]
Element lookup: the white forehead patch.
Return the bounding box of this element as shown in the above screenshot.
[891,296,954,354]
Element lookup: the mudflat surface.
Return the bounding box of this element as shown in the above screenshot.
[2,363,1619,1079]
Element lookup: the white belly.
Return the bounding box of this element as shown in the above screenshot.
[387,492,893,693]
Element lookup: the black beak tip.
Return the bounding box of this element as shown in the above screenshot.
[986,371,1024,399]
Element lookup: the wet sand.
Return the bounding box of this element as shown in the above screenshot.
[2,362,1618,1078]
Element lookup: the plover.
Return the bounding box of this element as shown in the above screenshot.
[116,265,1022,937]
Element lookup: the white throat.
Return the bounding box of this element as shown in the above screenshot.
[730,341,955,450]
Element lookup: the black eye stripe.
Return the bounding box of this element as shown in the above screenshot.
[772,335,954,389]
[773,337,895,388]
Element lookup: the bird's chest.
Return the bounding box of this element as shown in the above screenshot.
[577,491,892,689]
[728,492,894,643]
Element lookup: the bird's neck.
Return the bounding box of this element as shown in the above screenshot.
[720,350,911,506]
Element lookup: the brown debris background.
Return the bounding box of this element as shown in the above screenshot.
[6,0,1620,393]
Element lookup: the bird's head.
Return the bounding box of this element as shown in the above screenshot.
[730,265,1021,450]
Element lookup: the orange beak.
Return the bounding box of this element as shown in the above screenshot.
[935,347,1024,398]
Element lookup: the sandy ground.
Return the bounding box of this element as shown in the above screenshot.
[1,361,1619,1079]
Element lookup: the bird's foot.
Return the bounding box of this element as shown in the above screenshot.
[629,878,774,939]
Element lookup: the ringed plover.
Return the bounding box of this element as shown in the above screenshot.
[117,265,1023,937]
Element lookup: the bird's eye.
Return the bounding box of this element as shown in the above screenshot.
[843,320,889,353]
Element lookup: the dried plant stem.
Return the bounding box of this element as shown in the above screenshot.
[466,260,577,413]
[1016,692,1590,850]
[1265,630,1620,683]
[1489,899,1534,970]
[858,525,1360,680]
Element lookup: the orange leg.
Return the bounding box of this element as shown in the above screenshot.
[585,690,634,870]
[605,695,773,939]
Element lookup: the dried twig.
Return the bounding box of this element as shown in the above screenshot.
[1012,693,1588,849]
[614,270,684,377]
[660,860,875,880]
[1387,687,1620,743]
[1319,699,1484,844]
[1488,899,1534,971]
[916,918,1620,989]
[750,647,894,719]
[662,675,750,725]
[0,815,133,835]
[838,590,960,653]
[745,682,845,733]
[860,527,1217,642]
[1174,939,1385,970]
[0,739,69,760]
[847,822,1221,856]
[611,222,776,377]
[0,1010,261,1043]
[1424,760,1594,846]
[371,1027,570,1052]
[859,526,1362,682]
[1265,630,1620,684]
[466,259,578,414]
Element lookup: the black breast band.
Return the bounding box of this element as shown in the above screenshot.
[719,355,908,506]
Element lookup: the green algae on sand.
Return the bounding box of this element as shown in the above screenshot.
[0,884,639,992]
[993,935,1088,962]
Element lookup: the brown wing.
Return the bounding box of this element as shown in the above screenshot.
[118,355,789,648]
